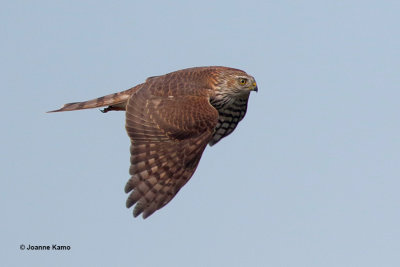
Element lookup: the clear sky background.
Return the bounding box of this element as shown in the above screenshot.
[2,1,399,266]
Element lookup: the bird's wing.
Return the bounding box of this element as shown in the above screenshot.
[125,82,219,218]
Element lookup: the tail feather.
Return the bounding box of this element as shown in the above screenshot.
[47,85,141,113]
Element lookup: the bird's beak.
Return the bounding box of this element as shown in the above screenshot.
[251,82,258,92]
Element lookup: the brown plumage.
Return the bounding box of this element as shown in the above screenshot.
[49,66,258,218]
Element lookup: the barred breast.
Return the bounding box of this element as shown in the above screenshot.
[209,96,249,146]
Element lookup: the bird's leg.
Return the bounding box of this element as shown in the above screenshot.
[100,106,112,113]
[100,105,126,113]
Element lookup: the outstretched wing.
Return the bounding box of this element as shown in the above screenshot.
[124,81,219,218]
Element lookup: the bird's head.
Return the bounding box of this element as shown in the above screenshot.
[216,69,258,98]
[233,74,258,93]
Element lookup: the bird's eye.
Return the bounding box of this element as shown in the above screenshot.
[239,78,248,85]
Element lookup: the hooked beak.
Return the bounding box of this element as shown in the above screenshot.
[251,82,258,92]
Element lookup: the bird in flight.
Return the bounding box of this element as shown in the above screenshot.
[49,66,258,218]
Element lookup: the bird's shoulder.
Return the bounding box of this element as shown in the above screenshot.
[140,66,244,97]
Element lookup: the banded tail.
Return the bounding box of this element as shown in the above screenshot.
[47,85,141,113]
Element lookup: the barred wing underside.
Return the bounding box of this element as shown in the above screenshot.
[124,83,218,218]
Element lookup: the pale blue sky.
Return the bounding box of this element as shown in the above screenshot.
[2,1,400,266]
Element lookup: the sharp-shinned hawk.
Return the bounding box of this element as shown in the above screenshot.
[49,66,258,218]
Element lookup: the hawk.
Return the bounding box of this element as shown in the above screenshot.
[49,66,258,218]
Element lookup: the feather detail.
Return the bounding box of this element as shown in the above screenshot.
[47,85,142,113]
